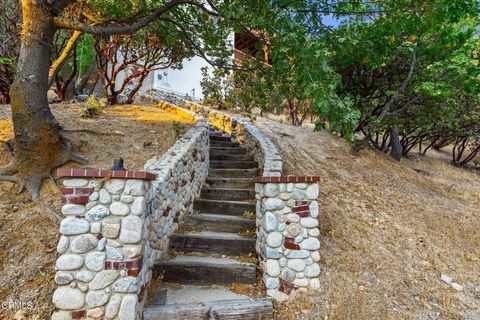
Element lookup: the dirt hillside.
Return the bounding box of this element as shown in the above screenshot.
[0,103,193,319]
[254,117,480,320]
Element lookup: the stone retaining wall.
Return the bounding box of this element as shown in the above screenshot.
[52,118,209,319]
[254,176,321,302]
[142,118,209,274]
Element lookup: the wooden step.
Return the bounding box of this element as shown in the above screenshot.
[210,147,247,155]
[150,285,252,306]
[209,134,231,142]
[184,214,255,233]
[194,199,255,216]
[209,160,258,169]
[169,232,255,256]
[210,140,239,148]
[201,188,255,201]
[143,298,274,320]
[209,153,254,161]
[154,255,256,285]
[209,168,258,178]
[205,178,254,189]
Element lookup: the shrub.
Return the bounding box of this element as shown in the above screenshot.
[172,121,186,137]
[80,96,106,118]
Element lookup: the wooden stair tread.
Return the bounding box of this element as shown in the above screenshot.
[169,231,255,256]
[154,255,257,286]
[194,199,256,216]
[184,214,255,233]
[143,298,274,320]
[200,187,255,201]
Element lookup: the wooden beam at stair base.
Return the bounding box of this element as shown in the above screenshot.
[143,298,274,320]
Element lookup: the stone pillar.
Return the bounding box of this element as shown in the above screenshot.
[254,176,320,302]
[52,168,156,320]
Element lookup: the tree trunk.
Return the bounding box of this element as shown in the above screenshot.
[4,0,86,199]
[76,56,97,94]
[389,126,403,161]
[287,98,299,126]
[85,70,100,95]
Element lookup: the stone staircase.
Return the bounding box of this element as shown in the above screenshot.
[143,129,274,319]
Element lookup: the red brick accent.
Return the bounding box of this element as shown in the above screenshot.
[61,187,95,204]
[292,202,311,217]
[105,258,143,275]
[61,187,94,195]
[138,284,146,303]
[279,278,295,294]
[72,310,86,319]
[253,176,320,183]
[292,205,309,213]
[163,206,172,217]
[61,195,89,204]
[284,237,300,250]
[127,268,140,277]
[96,233,103,240]
[57,168,156,180]
[296,211,310,218]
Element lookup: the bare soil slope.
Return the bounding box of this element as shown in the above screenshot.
[0,103,193,319]
[253,117,480,320]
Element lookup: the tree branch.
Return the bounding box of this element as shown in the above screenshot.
[53,0,199,35]
[48,30,82,87]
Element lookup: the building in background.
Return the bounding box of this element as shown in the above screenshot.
[113,31,266,102]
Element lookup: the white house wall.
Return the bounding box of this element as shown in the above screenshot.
[153,56,213,100]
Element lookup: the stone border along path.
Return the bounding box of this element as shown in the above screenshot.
[51,95,321,319]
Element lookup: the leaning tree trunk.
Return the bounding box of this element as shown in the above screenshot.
[389,126,403,161]
[3,0,87,199]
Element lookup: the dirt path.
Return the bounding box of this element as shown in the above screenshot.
[254,117,480,320]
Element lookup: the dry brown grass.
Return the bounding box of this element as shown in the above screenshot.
[254,117,480,320]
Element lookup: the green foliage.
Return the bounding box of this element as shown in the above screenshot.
[200,68,236,110]
[322,0,479,162]
[171,121,186,137]
[80,96,106,118]
[77,35,95,77]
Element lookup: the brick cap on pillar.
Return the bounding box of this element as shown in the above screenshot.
[57,168,157,180]
[253,176,320,183]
